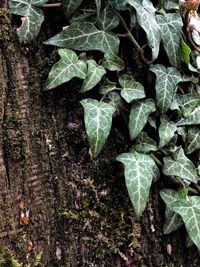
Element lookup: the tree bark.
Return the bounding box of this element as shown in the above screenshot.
[0,9,200,267]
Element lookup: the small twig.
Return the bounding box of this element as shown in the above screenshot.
[192,183,200,194]
[150,153,163,167]
[188,186,199,195]
[42,3,61,8]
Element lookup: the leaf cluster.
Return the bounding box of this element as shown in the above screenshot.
[9,0,200,251]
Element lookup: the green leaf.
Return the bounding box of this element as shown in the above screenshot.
[181,39,191,65]
[156,13,182,67]
[128,0,161,61]
[170,196,200,250]
[134,131,157,153]
[163,146,199,183]
[80,60,106,92]
[44,49,87,90]
[158,116,177,148]
[102,53,124,71]
[164,0,179,10]
[119,74,145,103]
[186,127,200,154]
[80,99,116,158]
[61,0,83,19]
[177,93,200,117]
[97,3,119,31]
[129,99,156,140]
[9,0,48,43]
[116,150,156,217]
[99,78,117,94]
[177,106,200,126]
[110,0,127,10]
[95,0,101,18]
[160,189,185,234]
[44,22,119,55]
[70,4,97,24]
[106,92,124,114]
[150,64,182,113]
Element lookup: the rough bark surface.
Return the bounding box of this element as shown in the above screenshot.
[0,9,200,267]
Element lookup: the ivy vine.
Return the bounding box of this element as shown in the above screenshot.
[8,0,200,251]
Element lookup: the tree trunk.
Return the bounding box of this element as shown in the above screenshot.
[0,9,200,267]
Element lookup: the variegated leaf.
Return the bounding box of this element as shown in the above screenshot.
[116,150,156,217]
[44,49,87,90]
[97,3,119,31]
[80,99,116,158]
[129,99,156,140]
[80,60,106,92]
[99,78,117,94]
[119,74,145,103]
[186,127,200,154]
[177,106,200,126]
[44,22,119,55]
[61,0,83,19]
[156,13,182,67]
[158,116,177,148]
[102,53,124,71]
[150,64,182,113]
[128,0,161,61]
[163,146,199,183]
[134,132,157,153]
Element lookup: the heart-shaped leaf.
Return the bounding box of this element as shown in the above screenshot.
[61,0,83,19]
[176,93,200,117]
[102,53,124,71]
[129,99,156,140]
[156,13,183,67]
[44,22,119,55]
[177,106,200,126]
[44,49,87,90]
[96,3,119,31]
[170,196,200,250]
[119,74,145,103]
[186,127,200,154]
[134,131,157,153]
[116,150,156,217]
[128,0,161,61]
[80,60,106,92]
[150,64,182,113]
[9,0,48,43]
[158,116,177,148]
[163,146,199,183]
[80,99,116,158]
[99,78,117,94]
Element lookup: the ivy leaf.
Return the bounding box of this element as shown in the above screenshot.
[70,4,97,24]
[110,0,127,10]
[164,0,179,10]
[181,39,191,65]
[102,53,124,71]
[170,196,200,250]
[106,92,124,115]
[129,99,156,140]
[80,99,115,158]
[177,93,200,117]
[119,74,146,103]
[44,49,87,90]
[99,78,117,94]
[177,106,200,126]
[61,0,83,19]
[9,0,48,43]
[116,150,156,217]
[163,146,199,183]
[186,127,200,154]
[80,60,106,92]
[158,116,177,148]
[97,3,119,31]
[150,64,182,113]
[95,0,101,18]
[134,132,157,154]
[160,189,185,234]
[44,22,119,55]
[128,0,161,61]
[156,13,183,67]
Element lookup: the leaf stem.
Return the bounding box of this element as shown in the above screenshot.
[117,11,152,64]
[188,187,199,195]
[192,183,200,194]
[150,153,163,167]
[42,3,61,7]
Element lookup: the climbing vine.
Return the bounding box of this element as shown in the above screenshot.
[8,0,200,251]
